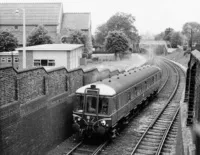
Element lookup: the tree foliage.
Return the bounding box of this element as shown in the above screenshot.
[61,29,86,44]
[0,31,18,52]
[182,22,200,38]
[182,22,200,49]
[163,28,174,41]
[95,12,139,46]
[154,32,165,40]
[27,25,53,46]
[60,28,93,54]
[170,32,183,48]
[104,31,129,54]
[95,23,108,46]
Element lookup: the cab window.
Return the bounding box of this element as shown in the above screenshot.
[99,98,108,114]
[86,96,97,113]
[75,95,84,112]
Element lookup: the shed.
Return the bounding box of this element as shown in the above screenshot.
[17,44,84,70]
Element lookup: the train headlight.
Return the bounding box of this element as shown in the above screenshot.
[87,116,90,120]
[101,120,106,126]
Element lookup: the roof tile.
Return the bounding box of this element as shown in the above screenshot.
[0,3,62,25]
[62,12,90,30]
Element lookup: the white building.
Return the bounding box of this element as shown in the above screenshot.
[17,44,84,70]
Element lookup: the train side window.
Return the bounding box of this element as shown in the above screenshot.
[128,91,131,101]
[131,88,134,99]
[145,81,147,89]
[99,98,108,114]
[135,87,137,96]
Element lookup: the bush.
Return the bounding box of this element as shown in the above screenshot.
[82,52,88,58]
[92,57,99,61]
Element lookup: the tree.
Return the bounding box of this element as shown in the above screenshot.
[163,28,174,41]
[0,31,18,52]
[106,12,138,41]
[27,25,53,46]
[61,29,86,44]
[104,31,129,57]
[95,23,108,45]
[60,28,92,54]
[95,12,139,48]
[182,22,200,39]
[154,32,165,40]
[170,32,183,48]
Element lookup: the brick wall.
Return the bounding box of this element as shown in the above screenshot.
[0,66,124,155]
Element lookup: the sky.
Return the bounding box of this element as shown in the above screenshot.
[2,0,200,36]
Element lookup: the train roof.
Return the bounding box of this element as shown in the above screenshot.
[76,65,161,96]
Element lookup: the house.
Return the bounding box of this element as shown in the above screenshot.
[17,44,84,70]
[0,51,19,68]
[61,12,92,53]
[0,3,92,52]
[0,3,63,45]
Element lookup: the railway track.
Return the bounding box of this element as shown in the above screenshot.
[64,140,108,155]
[130,58,185,155]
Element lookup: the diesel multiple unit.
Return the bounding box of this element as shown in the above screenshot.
[72,65,162,138]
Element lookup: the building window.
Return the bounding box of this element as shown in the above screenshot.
[7,57,12,63]
[1,57,6,63]
[48,60,55,66]
[14,57,19,62]
[15,25,18,29]
[41,60,48,66]
[34,60,41,66]
[34,59,55,67]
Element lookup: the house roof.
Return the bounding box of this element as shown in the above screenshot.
[62,12,90,30]
[192,49,200,61]
[0,3,62,25]
[17,44,84,51]
[0,51,18,55]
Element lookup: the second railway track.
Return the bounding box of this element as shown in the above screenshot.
[130,58,185,155]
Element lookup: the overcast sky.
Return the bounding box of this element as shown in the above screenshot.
[2,0,200,36]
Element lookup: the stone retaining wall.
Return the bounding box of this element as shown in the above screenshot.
[0,66,124,155]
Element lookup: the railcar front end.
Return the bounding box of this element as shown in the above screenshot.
[73,85,112,138]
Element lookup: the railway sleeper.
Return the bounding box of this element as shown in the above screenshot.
[157,119,171,123]
[162,147,172,153]
[165,139,176,144]
[138,144,158,151]
[163,143,173,148]
[169,130,178,135]
[149,128,165,133]
[154,123,169,127]
[145,134,162,140]
[167,134,177,139]
[143,137,161,143]
[148,131,164,136]
[136,148,156,155]
[152,126,167,130]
